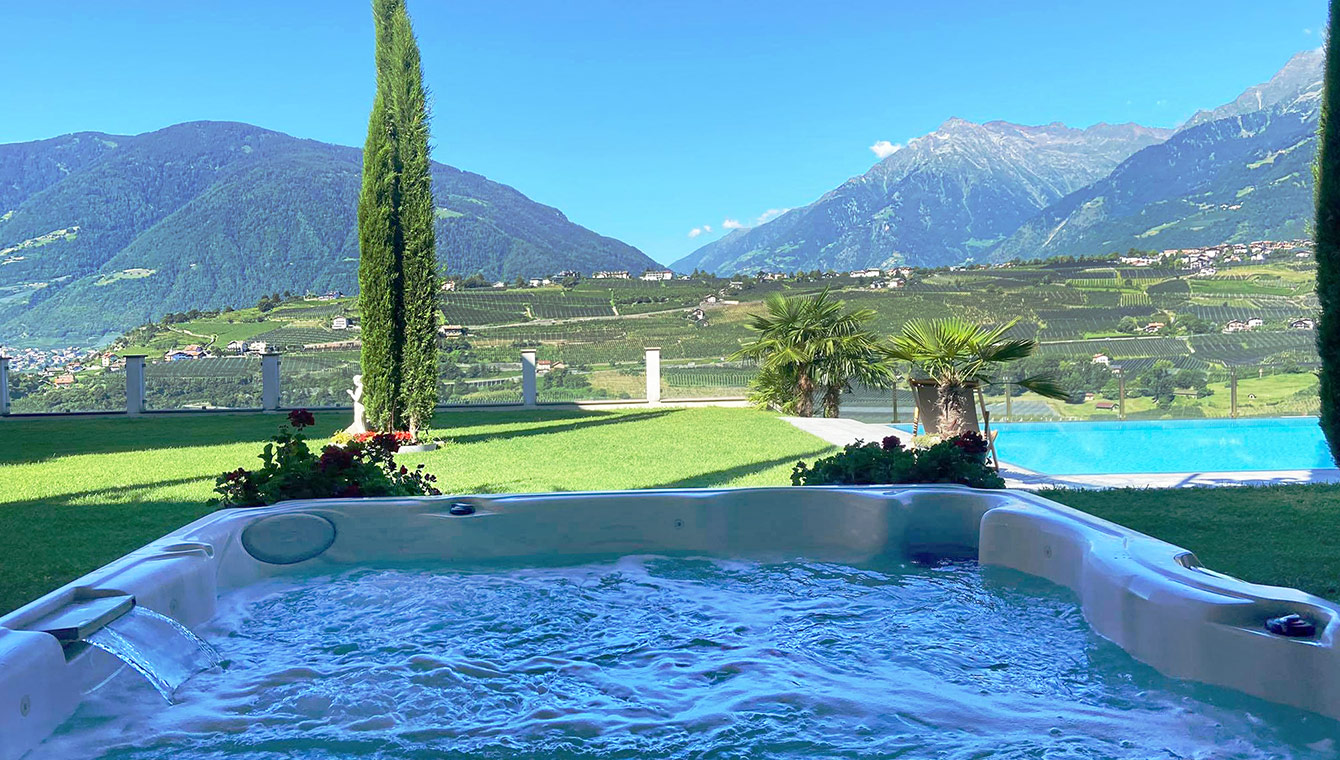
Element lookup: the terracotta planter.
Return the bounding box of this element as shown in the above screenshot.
[908,380,981,437]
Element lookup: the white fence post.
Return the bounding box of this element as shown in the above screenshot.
[0,356,9,416]
[125,355,146,415]
[521,350,537,407]
[645,347,661,405]
[262,352,281,411]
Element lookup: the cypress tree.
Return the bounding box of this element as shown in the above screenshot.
[357,0,439,432]
[388,6,439,433]
[1319,4,1340,463]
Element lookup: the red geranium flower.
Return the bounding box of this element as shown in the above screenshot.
[287,409,316,429]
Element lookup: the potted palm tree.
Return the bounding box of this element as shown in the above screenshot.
[734,288,894,417]
[885,318,1066,438]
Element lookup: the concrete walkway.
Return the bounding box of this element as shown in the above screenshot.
[782,416,1340,490]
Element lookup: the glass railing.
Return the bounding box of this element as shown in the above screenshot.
[144,355,263,411]
[661,361,755,400]
[6,364,127,414]
[281,351,360,409]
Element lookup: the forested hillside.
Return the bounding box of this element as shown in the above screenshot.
[0,122,655,345]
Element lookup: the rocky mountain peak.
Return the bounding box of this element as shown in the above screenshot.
[1180,48,1323,131]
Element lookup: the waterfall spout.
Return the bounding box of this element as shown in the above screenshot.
[82,606,220,703]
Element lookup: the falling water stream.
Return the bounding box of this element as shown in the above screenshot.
[82,606,220,702]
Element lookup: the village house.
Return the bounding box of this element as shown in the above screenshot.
[641,269,674,281]
[1224,320,1250,333]
[226,340,247,353]
[689,308,706,322]
[1142,322,1165,334]
[247,341,268,354]
[592,270,630,280]
[1246,317,1264,328]
[332,316,349,330]
[1290,318,1316,330]
[703,295,719,304]
[438,324,468,338]
[51,374,75,387]
[441,280,457,292]
[849,268,883,279]
[165,344,207,361]
[1118,255,1158,267]
[1091,354,1111,366]
[100,352,119,368]
[317,290,344,301]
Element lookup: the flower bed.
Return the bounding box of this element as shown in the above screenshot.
[209,410,442,508]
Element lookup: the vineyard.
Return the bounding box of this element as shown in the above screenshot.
[1037,337,1189,359]
[11,258,1327,418]
[441,290,615,324]
[1187,330,1318,365]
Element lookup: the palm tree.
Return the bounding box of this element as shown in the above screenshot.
[885,318,1066,437]
[734,289,894,417]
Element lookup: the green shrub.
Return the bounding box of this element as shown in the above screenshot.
[208,410,441,508]
[791,433,1004,488]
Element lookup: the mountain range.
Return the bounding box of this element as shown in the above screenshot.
[673,49,1324,275]
[0,49,1328,344]
[0,122,657,344]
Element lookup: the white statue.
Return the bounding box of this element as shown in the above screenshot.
[346,374,369,435]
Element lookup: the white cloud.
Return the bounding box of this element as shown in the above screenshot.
[704,224,712,233]
[722,218,744,229]
[688,227,704,238]
[869,140,903,159]
[755,208,788,225]
[1304,27,1314,35]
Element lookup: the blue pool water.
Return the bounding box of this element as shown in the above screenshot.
[977,417,1333,475]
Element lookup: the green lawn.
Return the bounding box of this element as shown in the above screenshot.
[2,408,1339,619]
[0,407,833,614]
[1043,486,1340,601]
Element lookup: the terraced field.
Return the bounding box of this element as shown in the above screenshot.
[10,259,1324,416]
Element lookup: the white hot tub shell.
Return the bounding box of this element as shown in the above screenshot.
[0,485,1336,757]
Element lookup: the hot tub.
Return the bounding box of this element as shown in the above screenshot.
[1,486,1337,757]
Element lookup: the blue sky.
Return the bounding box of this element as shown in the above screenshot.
[0,1,1327,264]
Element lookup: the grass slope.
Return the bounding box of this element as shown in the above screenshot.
[0,408,833,614]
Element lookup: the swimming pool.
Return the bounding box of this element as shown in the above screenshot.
[979,417,1334,475]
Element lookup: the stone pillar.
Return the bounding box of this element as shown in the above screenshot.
[521,350,537,407]
[0,356,9,416]
[125,355,146,415]
[1230,367,1238,419]
[261,352,281,411]
[645,347,661,405]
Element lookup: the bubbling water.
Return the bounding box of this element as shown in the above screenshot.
[36,557,1340,759]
